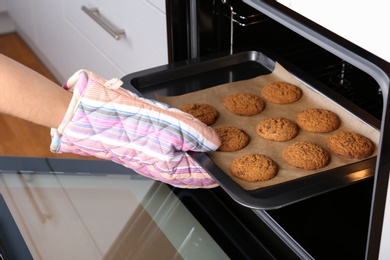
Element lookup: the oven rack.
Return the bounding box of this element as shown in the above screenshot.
[218,0,268,27]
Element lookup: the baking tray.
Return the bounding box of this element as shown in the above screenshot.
[121,50,380,210]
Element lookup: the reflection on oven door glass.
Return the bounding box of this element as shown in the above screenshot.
[0,173,228,259]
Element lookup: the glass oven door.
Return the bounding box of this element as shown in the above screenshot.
[0,157,230,259]
[0,156,296,259]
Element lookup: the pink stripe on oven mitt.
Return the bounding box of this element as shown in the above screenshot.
[50,70,221,188]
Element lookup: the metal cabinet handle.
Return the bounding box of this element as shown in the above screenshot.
[81,5,125,40]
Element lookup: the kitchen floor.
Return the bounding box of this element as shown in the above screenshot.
[0,33,88,159]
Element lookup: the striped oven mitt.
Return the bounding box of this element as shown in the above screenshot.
[50,70,221,188]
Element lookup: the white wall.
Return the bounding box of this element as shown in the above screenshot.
[0,0,6,12]
[277,0,390,63]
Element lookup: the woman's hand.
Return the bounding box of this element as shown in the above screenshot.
[51,70,221,188]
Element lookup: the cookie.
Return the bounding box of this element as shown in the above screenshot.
[230,154,278,182]
[256,117,298,141]
[282,141,330,170]
[179,103,219,125]
[261,81,302,104]
[214,126,250,152]
[327,131,375,159]
[223,93,265,116]
[296,108,341,133]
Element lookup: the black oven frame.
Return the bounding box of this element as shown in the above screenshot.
[166,0,390,258]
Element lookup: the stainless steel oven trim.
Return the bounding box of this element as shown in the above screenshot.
[253,209,314,260]
[242,1,390,258]
[189,0,199,58]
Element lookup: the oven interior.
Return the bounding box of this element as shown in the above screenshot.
[162,0,385,259]
[169,0,383,120]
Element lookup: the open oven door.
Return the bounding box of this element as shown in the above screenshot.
[241,0,390,259]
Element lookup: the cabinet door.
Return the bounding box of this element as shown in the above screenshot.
[9,0,168,82]
[29,1,117,81]
[65,0,168,74]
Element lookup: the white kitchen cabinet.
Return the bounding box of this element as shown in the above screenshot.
[4,0,168,82]
[0,0,7,12]
[3,0,35,41]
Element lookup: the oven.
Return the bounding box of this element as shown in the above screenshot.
[122,0,389,259]
[1,1,389,259]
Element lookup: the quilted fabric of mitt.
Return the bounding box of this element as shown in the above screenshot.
[50,70,221,188]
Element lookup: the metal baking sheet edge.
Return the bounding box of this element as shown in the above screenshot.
[121,50,380,210]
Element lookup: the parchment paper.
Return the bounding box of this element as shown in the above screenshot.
[158,63,380,190]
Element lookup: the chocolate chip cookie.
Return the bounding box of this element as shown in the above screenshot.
[180,103,219,125]
[283,141,330,170]
[261,81,302,104]
[223,93,265,116]
[256,117,299,141]
[214,126,250,152]
[230,154,278,182]
[296,108,341,133]
[327,131,375,159]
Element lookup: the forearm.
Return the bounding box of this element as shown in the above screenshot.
[0,54,71,128]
